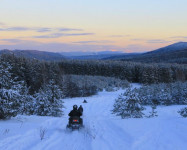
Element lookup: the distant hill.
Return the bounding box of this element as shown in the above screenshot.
[60,51,127,60]
[125,48,187,64]
[0,49,65,61]
[1,42,187,63]
[102,53,140,60]
[105,42,187,64]
[68,54,124,60]
[148,42,187,54]
[0,49,129,61]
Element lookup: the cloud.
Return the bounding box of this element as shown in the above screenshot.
[146,39,171,44]
[0,37,157,53]
[109,35,130,38]
[0,24,94,39]
[0,26,54,32]
[124,44,153,52]
[0,38,122,52]
[131,38,172,44]
[58,28,83,32]
[72,40,114,44]
[131,38,145,41]
[66,33,94,36]
[73,41,98,44]
[170,36,187,39]
[0,22,6,26]
[0,39,27,43]
[33,33,63,38]
[36,28,52,32]
[0,27,32,31]
[33,32,95,38]
[0,38,160,53]
[0,26,84,33]
[0,38,163,53]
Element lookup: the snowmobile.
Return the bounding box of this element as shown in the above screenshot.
[83,99,87,103]
[66,116,84,130]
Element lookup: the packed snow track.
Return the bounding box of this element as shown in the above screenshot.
[0,90,187,150]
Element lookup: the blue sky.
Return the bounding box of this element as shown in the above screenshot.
[0,0,187,52]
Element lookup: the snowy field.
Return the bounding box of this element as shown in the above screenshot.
[0,89,187,150]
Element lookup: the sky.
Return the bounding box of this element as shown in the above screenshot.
[0,0,187,53]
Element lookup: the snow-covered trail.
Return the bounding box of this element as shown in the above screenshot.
[0,89,187,150]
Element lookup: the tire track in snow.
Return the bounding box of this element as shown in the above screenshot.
[131,118,187,150]
[0,129,40,150]
[31,117,93,150]
[90,120,133,150]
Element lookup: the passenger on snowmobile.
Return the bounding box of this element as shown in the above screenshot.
[68,105,83,126]
[78,105,83,114]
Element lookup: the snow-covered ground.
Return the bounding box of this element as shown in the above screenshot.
[0,89,187,150]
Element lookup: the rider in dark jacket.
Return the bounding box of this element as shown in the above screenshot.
[68,105,82,125]
[78,105,83,114]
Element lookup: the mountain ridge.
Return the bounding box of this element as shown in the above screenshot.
[0,49,66,61]
[1,42,187,63]
[105,42,187,64]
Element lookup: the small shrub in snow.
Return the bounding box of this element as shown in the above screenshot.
[3,129,10,135]
[112,88,145,119]
[147,99,158,118]
[178,107,187,118]
[40,127,46,140]
[148,106,158,118]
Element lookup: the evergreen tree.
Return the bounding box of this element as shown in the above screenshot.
[112,88,144,119]
[135,81,187,106]
[0,62,21,119]
[34,80,64,117]
[18,84,35,115]
[62,75,80,97]
[0,61,14,89]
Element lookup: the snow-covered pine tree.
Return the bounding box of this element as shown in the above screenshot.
[47,80,64,117]
[158,86,172,105]
[172,82,187,105]
[34,88,50,116]
[0,62,21,119]
[0,61,14,89]
[18,83,35,115]
[34,80,64,117]
[135,81,187,106]
[112,88,144,119]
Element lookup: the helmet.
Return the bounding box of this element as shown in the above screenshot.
[73,105,78,109]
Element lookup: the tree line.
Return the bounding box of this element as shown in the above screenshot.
[1,54,187,119]
[59,60,187,84]
[0,54,129,119]
[112,81,187,119]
